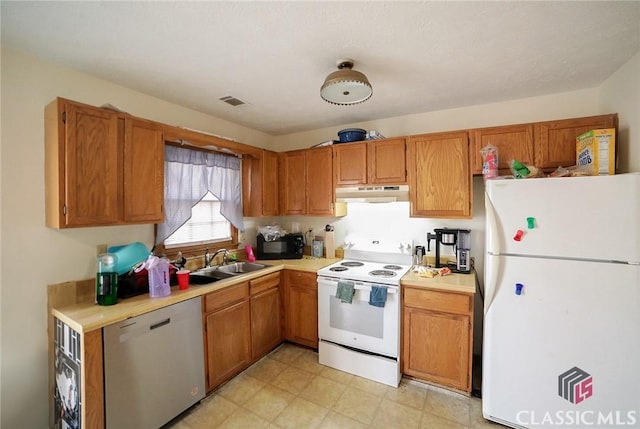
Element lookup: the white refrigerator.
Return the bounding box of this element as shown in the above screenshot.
[483,173,640,428]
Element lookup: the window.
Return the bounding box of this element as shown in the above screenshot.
[157,192,237,260]
[164,192,231,248]
[154,144,243,260]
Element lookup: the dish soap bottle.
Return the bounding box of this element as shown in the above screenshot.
[245,245,256,262]
[96,253,118,306]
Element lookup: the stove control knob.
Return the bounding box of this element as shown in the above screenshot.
[399,242,411,251]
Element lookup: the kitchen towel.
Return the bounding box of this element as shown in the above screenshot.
[336,281,355,304]
[369,285,388,307]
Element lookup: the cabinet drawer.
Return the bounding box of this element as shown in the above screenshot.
[250,272,281,295]
[285,270,317,289]
[205,283,249,313]
[404,288,471,315]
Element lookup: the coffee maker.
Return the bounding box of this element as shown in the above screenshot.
[427,228,472,273]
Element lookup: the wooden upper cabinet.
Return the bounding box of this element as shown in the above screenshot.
[408,132,471,218]
[534,114,618,170]
[333,138,407,186]
[46,99,120,227]
[279,150,306,215]
[279,147,336,216]
[45,98,165,228]
[306,146,334,216]
[469,124,534,175]
[262,150,280,216]
[368,138,407,184]
[333,142,367,186]
[122,118,164,223]
[243,149,279,217]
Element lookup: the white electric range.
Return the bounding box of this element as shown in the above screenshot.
[316,237,413,387]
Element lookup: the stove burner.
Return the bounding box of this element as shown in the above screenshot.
[383,265,403,271]
[341,261,364,267]
[330,266,349,272]
[369,270,397,278]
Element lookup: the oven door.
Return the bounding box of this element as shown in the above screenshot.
[317,276,400,358]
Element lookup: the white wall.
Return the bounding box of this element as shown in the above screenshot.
[2,44,638,429]
[0,47,272,429]
[272,88,601,152]
[599,51,640,173]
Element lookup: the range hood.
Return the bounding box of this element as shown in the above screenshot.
[335,185,409,203]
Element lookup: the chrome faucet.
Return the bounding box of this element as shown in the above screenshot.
[205,248,230,267]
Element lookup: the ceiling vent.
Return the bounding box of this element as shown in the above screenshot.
[219,96,246,106]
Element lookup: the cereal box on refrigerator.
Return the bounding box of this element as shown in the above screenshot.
[576,128,616,175]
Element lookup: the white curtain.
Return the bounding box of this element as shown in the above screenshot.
[155,145,244,245]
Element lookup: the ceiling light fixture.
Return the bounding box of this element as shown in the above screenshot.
[320,58,372,105]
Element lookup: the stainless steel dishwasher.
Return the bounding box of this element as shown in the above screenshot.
[103,297,205,429]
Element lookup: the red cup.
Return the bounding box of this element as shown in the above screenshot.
[177,269,190,290]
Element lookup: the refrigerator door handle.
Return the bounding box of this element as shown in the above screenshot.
[484,191,500,314]
[485,192,501,256]
[484,254,500,315]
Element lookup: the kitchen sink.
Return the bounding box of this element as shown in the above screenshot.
[216,262,269,275]
[189,267,236,285]
[188,262,269,285]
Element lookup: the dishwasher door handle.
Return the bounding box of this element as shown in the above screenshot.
[150,318,171,330]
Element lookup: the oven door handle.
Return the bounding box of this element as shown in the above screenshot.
[354,284,397,294]
[318,277,398,294]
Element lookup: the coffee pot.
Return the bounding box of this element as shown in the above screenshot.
[427,228,471,273]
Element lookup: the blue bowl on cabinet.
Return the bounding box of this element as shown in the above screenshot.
[337,128,367,143]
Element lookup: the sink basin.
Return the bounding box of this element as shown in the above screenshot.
[216,262,269,275]
[189,267,236,285]
[188,262,269,285]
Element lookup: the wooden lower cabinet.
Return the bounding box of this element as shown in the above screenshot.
[203,272,285,392]
[203,282,251,391]
[402,287,473,393]
[250,272,283,359]
[283,270,318,348]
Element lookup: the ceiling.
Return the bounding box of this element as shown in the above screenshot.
[2,1,640,136]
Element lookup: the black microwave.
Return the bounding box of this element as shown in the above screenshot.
[256,232,304,260]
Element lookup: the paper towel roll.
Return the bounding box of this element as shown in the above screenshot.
[325,231,335,258]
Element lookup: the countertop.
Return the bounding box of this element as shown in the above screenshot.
[51,257,340,333]
[400,269,477,294]
[51,258,476,334]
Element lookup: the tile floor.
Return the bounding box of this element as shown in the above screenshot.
[167,343,502,429]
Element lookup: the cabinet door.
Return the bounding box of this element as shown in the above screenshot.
[251,287,282,359]
[402,306,471,392]
[261,150,280,216]
[279,150,306,215]
[534,114,617,170]
[368,138,407,184]
[243,150,279,217]
[333,142,367,186]
[408,132,471,218]
[64,101,120,227]
[305,146,334,216]
[283,271,318,348]
[469,124,534,174]
[205,300,251,390]
[122,118,164,223]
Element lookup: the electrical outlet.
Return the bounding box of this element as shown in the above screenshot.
[96,244,108,256]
